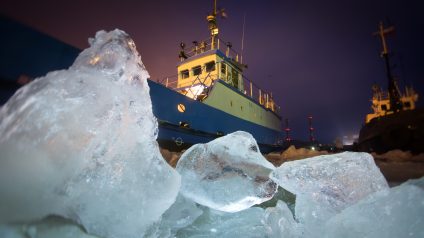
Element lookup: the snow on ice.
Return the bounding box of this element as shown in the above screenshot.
[176,131,277,212]
[0,30,180,238]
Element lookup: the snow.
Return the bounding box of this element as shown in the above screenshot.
[372,149,424,162]
[176,131,277,212]
[280,145,328,161]
[0,30,180,238]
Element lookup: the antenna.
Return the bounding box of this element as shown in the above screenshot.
[241,12,246,64]
[308,116,315,143]
[284,118,292,143]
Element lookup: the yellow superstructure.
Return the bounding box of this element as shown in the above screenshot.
[365,85,419,123]
[177,49,243,90]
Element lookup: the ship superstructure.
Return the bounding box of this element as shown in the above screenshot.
[365,22,419,124]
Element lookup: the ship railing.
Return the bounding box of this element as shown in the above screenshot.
[181,37,241,63]
[241,75,281,115]
[156,75,179,89]
[372,91,389,101]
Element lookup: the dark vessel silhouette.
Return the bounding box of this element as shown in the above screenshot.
[358,22,424,154]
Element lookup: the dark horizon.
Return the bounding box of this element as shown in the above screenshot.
[1,0,423,143]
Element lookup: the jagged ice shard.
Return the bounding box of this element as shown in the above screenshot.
[144,194,204,238]
[263,200,301,238]
[176,131,277,212]
[270,152,389,237]
[0,30,180,238]
[324,178,424,238]
[271,152,389,212]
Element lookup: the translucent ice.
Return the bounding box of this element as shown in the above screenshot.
[177,206,267,237]
[0,216,98,238]
[325,180,424,238]
[144,194,203,238]
[263,200,302,238]
[271,152,389,213]
[176,131,277,212]
[0,30,180,238]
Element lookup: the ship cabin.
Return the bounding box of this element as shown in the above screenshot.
[366,84,419,124]
[177,39,244,98]
[170,37,280,116]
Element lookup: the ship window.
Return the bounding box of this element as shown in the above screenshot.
[381,105,387,111]
[221,63,227,75]
[404,102,411,108]
[192,65,202,76]
[205,61,215,72]
[180,70,189,79]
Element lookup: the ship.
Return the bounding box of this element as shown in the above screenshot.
[0,2,285,153]
[357,22,424,154]
[148,2,284,153]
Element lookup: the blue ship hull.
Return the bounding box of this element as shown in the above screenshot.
[148,80,284,153]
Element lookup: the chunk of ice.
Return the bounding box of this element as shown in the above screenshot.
[0,30,180,238]
[176,131,277,212]
[325,180,424,238]
[271,152,389,212]
[144,194,203,238]
[263,200,302,238]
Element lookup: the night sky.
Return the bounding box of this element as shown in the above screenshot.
[1,0,423,143]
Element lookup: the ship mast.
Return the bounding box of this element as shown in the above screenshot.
[373,21,402,112]
[207,0,224,49]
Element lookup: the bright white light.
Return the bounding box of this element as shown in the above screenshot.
[311,146,316,151]
[185,84,206,100]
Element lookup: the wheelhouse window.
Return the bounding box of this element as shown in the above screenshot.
[192,65,202,76]
[205,61,215,72]
[180,69,189,79]
[221,63,227,75]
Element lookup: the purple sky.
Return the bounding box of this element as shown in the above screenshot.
[2,0,423,143]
